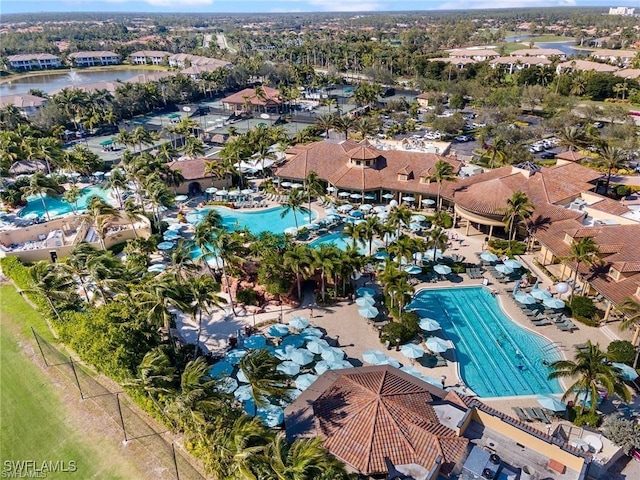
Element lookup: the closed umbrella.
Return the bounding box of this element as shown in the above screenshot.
[358,305,379,319]
[514,292,537,305]
[363,349,389,365]
[306,338,330,354]
[209,361,233,378]
[401,344,425,359]
[402,196,415,202]
[426,337,450,353]
[419,317,441,331]
[382,193,395,199]
[404,265,422,275]
[357,287,376,297]
[289,348,315,366]
[543,297,565,309]
[288,316,310,330]
[612,362,639,381]
[244,335,267,349]
[321,347,345,363]
[536,395,567,412]
[495,264,513,274]
[504,259,523,269]
[480,252,499,262]
[295,373,318,391]
[531,289,552,300]
[434,264,452,275]
[422,199,436,206]
[356,296,375,307]
[268,324,290,337]
[276,361,301,376]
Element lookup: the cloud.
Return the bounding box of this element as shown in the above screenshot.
[306,0,384,12]
[437,0,576,9]
[105,0,214,5]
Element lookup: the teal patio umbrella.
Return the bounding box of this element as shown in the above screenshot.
[612,362,639,381]
[358,305,379,319]
[536,395,567,412]
[289,348,315,366]
[356,296,375,307]
[434,264,452,275]
[289,316,310,330]
[295,373,318,391]
[276,361,301,376]
[306,338,330,354]
[419,317,441,332]
[426,337,450,353]
[401,344,425,360]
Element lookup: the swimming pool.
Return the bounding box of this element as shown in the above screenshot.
[196,206,316,235]
[19,185,113,218]
[308,232,382,254]
[412,286,562,398]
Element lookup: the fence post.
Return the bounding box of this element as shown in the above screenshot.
[115,393,128,443]
[31,327,48,367]
[171,443,180,480]
[68,357,84,399]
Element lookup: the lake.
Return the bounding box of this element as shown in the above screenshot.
[505,35,592,57]
[0,68,163,96]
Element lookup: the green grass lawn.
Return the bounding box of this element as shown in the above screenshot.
[0,285,145,479]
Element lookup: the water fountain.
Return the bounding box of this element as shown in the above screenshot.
[66,69,86,84]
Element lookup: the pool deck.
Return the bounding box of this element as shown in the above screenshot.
[172,205,633,429]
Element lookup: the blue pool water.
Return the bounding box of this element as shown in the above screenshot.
[198,206,315,235]
[308,232,382,255]
[19,185,113,218]
[412,286,562,397]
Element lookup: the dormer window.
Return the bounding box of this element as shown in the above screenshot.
[608,267,622,282]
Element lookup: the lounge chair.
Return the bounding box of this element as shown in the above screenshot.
[533,407,552,424]
[532,318,551,326]
[524,407,544,422]
[513,407,532,422]
[557,321,576,332]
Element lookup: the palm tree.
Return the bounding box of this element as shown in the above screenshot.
[26,261,74,320]
[387,204,412,238]
[305,171,324,215]
[280,189,310,229]
[182,137,205,158]
[123,198,145,238]
[360,216,381,256]
[562,236,600,302]
[213,230,245,316]
[186,276,226,356]
[63,185,82,214]
[62,243,99,302]
[21,172,60,221]
[126,348,176,412]
[548,341,631,414]
[618,297,640,332]
[431,160,456,211]
[283,245,312,301]
[239,349,290,408]
[557,125,587,152]
[473,136,508,169]
[85,252,125,304]
[312,244,340,303]
[427,227,449,262]
[84,196,118,250]
[315,113,336,138]
[343,221,365,250]
[597,145,626,195]
[103,168,128,208]
[333,115,354,140]
[502,191,534,249]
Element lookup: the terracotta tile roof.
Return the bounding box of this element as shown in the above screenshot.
[168,158,212,180]
[510,48,565,57]
[125,71,175,84]
[286,366,468,476]
[587,196,630,216]
[557,60,618,73]
[221,86,282,107]
[555,150,586,162]
[449,49,499,58]
[0,93,47,108]
[346,144,379,160]
[491,56,551,66]
[615,69,640,79]
[428,57,477,65]
[275,140,461,197]
[69,50,118,59]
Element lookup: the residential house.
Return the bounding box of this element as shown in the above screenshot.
[7,53,62,71]
[590,49,637,66]
[449,48,500,62]
[0,93,47,117]
[130,50,171,66]
[68,51,120,67]
[221,86,282,112]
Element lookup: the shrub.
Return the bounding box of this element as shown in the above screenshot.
[574,412,601,428]
[488,239,526,257]
[607,340,636,364]
[603,415,640,455]
[381,321,412,346]
[569,296,596,322]
[615,185,631,198]
[236,288,258,306]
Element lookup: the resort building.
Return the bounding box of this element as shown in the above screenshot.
[68,51,120,67]
[285,366,591,479]
[167,53,231,70]
[130,50,171,66]
[510,48,566,59]
[168,157,232,196]
[275,139,461,206]
[0,93,47,117]
[490,56,552,74]
[590,49,638,66]
[614,68,640,80]
[7,53,62,71]
[221,86,283,112]
[427,57,477,69]
[556,60,618,74]
[448,48,500,62]
[608,6,635,16]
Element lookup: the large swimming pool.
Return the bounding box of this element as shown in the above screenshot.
[412,286,562,398]
[195,206,315,235]
[19,185,112,218]
[308,232,382,254]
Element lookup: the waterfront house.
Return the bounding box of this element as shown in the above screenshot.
[7,53,62,71]
[130,50,171,66]
[68,51,120,67]
[0,93,47,117]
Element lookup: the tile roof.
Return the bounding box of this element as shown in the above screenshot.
[308,367,468,476]
[130,50,171,57]
[449,49,499,58]
[555,150,586,162]
[510,48,565,57]
[557,60,618,73]
[68,51,118,58]
[275,139,461,196]
[0,93,47,108]
[221,86,282,107]
[615,69,640,79]
[168,158,212,180]
[490,56,551,66]
[586,195,630,216]
[8,53,60,61]
[124,71,176,84]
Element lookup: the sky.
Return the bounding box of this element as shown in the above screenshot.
[1,0,616,15]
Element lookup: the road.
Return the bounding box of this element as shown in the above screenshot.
[216,34,233,52]
[609,175,640,186]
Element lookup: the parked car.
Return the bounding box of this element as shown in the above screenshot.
[541,152,556,159]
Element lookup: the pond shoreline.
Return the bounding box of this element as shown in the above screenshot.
[0,64,168,86]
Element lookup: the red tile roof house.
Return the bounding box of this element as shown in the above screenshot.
[275,139,462,207]
[221,86,282,113]
[285,366,591,479]
[168,158,232,195]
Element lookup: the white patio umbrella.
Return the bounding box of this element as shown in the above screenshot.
[401,344,425,359]
[355,296,375,307]
[338,191,351,197]
[419,318,441,331]
[358,305,379,319]
[359,204,372,212]
[434,264,452,275]
[284,227,298,236]
[426,337,450,353]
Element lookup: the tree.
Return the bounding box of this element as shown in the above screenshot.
[431,159,456,211]
[123,198,145,238]
[618,297,640,332]
[315,113,336,139]
[182,137,205,158]
[280,188,310,229]
[473,136,508,169]
[502,191,534,249]
[312,244,340,303]
[21,172,61,221]
[186,276,226,356]
[239,349,290,408]
[63,185,82,214]
[126,348,176,412]
[283,245,312,301]
[557,125,587,152]
[427,227,448,262]
[62,242,100,302]
[333,115,354,140]
[84,196,118,250]
[562,237,600,302]
[104,168,127,208]
[360,216,382,256]
[212,230,245,316]
[548,341,631,414]
[597,145,626,195]
[305,171,324,215]
[26,261,75,320]
[387,204,412,238]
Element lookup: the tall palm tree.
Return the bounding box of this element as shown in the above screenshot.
[431,160,456,211]
[360,216,382,256]
[473,136,508,169]
[387,204,412,238]
[597,145,626,195]
[283,245,312,301]
[182,137,206,158]
[103,168,128,208]
[305,171,324,215]
[62,243,99,303]
[548,341,631,414]
[280,188,310,229]
[85,251,125,304]
[26,261,75,320]
[312,244,340,303]
[126,348,177,412]
[186,276,226,356]
[62,185,82,214]
[333,115,355,140]
[618,297,640,332]
[123,198,145,238]
[388,235,416,266]
[562,236,600,302]
[84,196,118,250]
[343,221,365,250]
[502,191,534,249]
[427,227,449,262]
[21,172,61,221]
[213,230,245,316]
[315,113,336,138]
[557,125,587,152]
[239,349,290,408]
